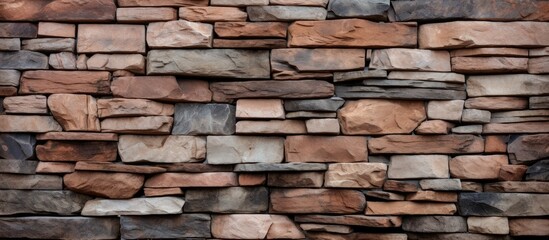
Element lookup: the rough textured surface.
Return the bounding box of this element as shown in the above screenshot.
[0,217,120,239]
[370,48,451,72]
[19,70,111,95]
[36,141,117,162]
[270,188,366,214]
[147,20,212,48]
[64,171,144,199]
[369,135,485,154]
[0,133,36,160]
[459,193,549,216]
[324,163,387,188]
[0,190,91,215]
[0,0,116,22]
[207,136,284,164]
[285,135,367,163]
[81,197,185,216]
[118,135,206,163]
[173,103,235,135]
[48,94,100,131]
[111,76,212,102]
[211,80,334,102]
[184,187,268,213]
[78,24,145,53]
[121,214,211,239]
[212,214,304,239]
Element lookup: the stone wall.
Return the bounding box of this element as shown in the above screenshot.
[0,0,548,239]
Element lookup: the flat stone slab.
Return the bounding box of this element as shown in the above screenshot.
[173,103,235,135]
[234,163,328,172]
[118,135,206,163]
[207,136,284,164]
[0,173,62,190]
[295,214,401,228]
[0,159,38,174]
[121,214,211,239]
[459,193,549,216]
[0,216,119,239]
[81,197,185,216]
[184,187,268,213]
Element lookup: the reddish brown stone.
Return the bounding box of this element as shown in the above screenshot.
[306,233,407,240]
[213,39,287,49]
[211,214,304,239]
[179,7,247,22]
[100,116,173,134]
[97,98,174,118]
[383,180,419,193]
[117,7,177,22]
[86,54,145,73]
[465,97,528,111]
[19,70,111,95]
[78,24,145,53]
[268,172,324,188]
[294,215,402,228]
[528,56,549,74]
[366,201,457,215]
[451,48,529,57]
[461,182,483,192]
[450,155,509,180]
[47,94,100,132]
[36,141,117,162]
[144,187,183,197]
[75,162,166,174]
[238,173,266,186]
[145,172,238,188]
[236,99,284,119]
[499,165,528,181]
[485,135,508,153]
[285,136,367,163]
[211,80,334,102]
[35,162,75,174]
[270,188,366,214]
[338,99,426,135]
[415,120,454,135]
[0,87,17,96]
[118,0,209,6]
[369,135,484,154]
[215,22,287,38]
[288,19,417,47]
[451,57,528,74]
[36,132,118,141]
[0,23,37,38]
[38,22,75,38]
[111,76,211,102]
[509,218,549,236]
[64,171,144,199]
[0,0,116,22]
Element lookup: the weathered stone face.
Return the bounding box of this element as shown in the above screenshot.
[81,197,185,216]
[64,171,144,199]
[0,190,91,215]
[270,188,366,214]
[207,136,284,164]
[459,193,549,216]
[48,94,100,132]
[118,135,206,163]
[211,214,304,239]
[147,20,213,48]
[121,214,211,239]
[111,76,212,102]
[507,134,549,164]
[0,133,36,160]
[324,163,387,188]
[173,103,235,135]
[184,187,268,213]
[0,0,116,22]
[77,24,146,53]
[285,135,367,163]
[0,217,120,239]
[36,141,118,162]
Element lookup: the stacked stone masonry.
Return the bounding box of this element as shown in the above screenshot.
[0,0,549,239]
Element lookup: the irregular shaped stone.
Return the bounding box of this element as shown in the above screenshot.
[19,70,111,95]
[215,22,287,38]
[483,122,549,134]
[369,135,484,154]
[173,103,235,135]
[22,38,75,52]
[295,215,401,228]
[119,135,205,163]
[508,134,549,164]
[285,135,367,163]
[420,179,462,191]
[325,163,386,188]
[36,132,117,141]
[268,172,323,187]
[97,98,173,118]
[236,99,284,119]
[451,48,529,57]
[328,0,389,20]
[452,57,528,74]
[0,115,62,133]
[0,217,119,239]
[38,22,75,38]
[87,54,145,73]
[0,70,20,87]
[415,120,454,135]
[212,214,304,239]
[145,172,238,187]
[460,192,549,216]
[100,116,173,134]
[49,52,76,70]
[211,80,333,102]
[365,190,405,201]
[207,136,283,164]
[366,201,457,215]
[185,187,268,213]
[0,160,38,174]
[450,155,508,180]
[117,7,177,22]
[420,21,549,49]
[75,162,165,175]
[509,218,549,236]
[467,74,549,97]
[147,20,212,48]
[48,94,100,132]
[35,162,75,174]
[288,19,417,47]
[148,49,269,78]
[78,24,145,53]
[0,190,91,215]
[64,171,144,199]
[247,6,327,21]
[484,181,549,193]
[0,173,62,190]
[406,191,457,202]
[335,85,466,100]
[235,163,327,172]
[333,69,387,82]
[82,197,184,216]
[270,188,366,214]
[529,56,549,74]
[498,165,527,181]
[121,214,211,239]
[235,120,307,134]
[0,38,19,51]
[111,76,211,102]
[403,216,466,233]
[338,99,426,135]
[179,7,247,22]
[526,160,549,181]
[387,71,465,83]
[389,155,449,179]
[467,217,509,235]
[36,141,117,162]
[370,48,450,72]
[0,51,48,70]
[118,0,209,6]
[484,135,509,154]
[0,133,36,160]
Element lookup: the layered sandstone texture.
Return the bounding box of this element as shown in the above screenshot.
[0,0,549,239]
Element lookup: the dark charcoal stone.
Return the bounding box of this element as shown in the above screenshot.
[0,216,119,239]
[525,159,549,181]
[0,133,36,160]
[507,134,549,164]
[284,97,345,112]
[459,192,549,216]
[362,79,465,91]
[335,86,466,100]
[328,0,389,20]
[0,190,91,215]
[173,103,236,135]
[234,163,328,172]
[0,51,48,70]
[121,214,211,239]
[403,216,467,233]
[184,187,268,213]
[392,0,538,22]
[0,160,38,174]
[0,173,62,190]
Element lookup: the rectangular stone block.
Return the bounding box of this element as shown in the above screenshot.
[270,188,366,214]
[370,48,451,72]
[97,98,174,118]
[247,6,327,21]
[3,95,47,114]
[335,86,466,100]
[36,132,118,141]
[450,155,508,180]
[452,57,528,74]
[87,54,145,73]
[118,135,205,163]
[509,218,549,236]
[0,217,119,239]
[78,24,145,53]
[268,172,324,188]
[145,172,238,188]
[403,216,467,233]
[22,38,75,52]
[0,51,48,70]
[0,38,20,51]
[118,0,209,6]
[324,163,387,188]
[483,122,549,134]
[460,193,549,216]
[0,190,90,215]
[38,22,75,38]
[81,197,185,216]
[369,135,485,154]
[173,103,235,135]
[179,7,247,22]
[0,160,38,174]
[19,70,111,95]
[211,214,304,239]
[215,22,287,38]
[184,187,268,213]
[0,23,37,38]
[147,49,270,78]
[100,116,173,134]
[111,76,211,102]
[234,163,327,172]
[389,155,449,179]
[121,214,211,239]
[207,136,284,164]
[0,0,116,22]
[36,141,118,162]
[236,120,307,134]
[211,80,334,102]
[147,20,212,48]
[0,115,62,133]
[295,215,402,228]
[0,173,62,190]
[117,7,177,22]
[285,136,367,163]
[366,201,457,215]
[236,99,285,119]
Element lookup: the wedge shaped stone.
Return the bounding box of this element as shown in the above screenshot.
[64,171,144,199]
[0,133,36,160]
[121,214,211,239]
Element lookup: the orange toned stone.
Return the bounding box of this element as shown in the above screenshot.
[383,180,419,193]
[485,135,508,153]
[36,141,118,162]
[285,135,367,163]
[236,120,306,134]
[238,173,266,186]
[214,22,287,38]
[100,116,173,134]
[145,172,238,188]
[465,97,528,111]
[270,188,366,214]
[179,7,247,22]
[35,162,75,174]
[212,39,287,49]
[324,163,387,189]
[47,94,100,132]
[144,187,183,197]
[0,0,116,22]
[36,132,118,141]
[111,77,211,102]
[116,7,177,22]
[369,135,484,154]
[75,162,166,174]
[77,24,145,53]
[118,0,209,6]
[499,165,528,181]
[406,191,458,202]
[461,182,483,192]
[147,20,213,48]
[211,80,334,102]
[38,22,75,38]
[509,218,549,236]
[64,171,144,199]
[415,120,454,135]
[451,57,528,74]
[19,70,111,95]
[450,155,508,180]
[366,201,457,215]
[236,99,285,119]
[338,99,426,135]
[288,19,417,47]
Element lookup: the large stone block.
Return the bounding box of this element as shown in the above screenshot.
[270,188,366,214]
[0,174,62,190]
[467,217,509,235]
[97,98,173,118]
[389,155,449,179]
[117,7,177,22]
[173,103,235,135]
[100,116,173,134]
[0,217,119,239]
[212,214,304,239]
[0,160,38,174]
[207,136,284,164]
[0,0,116,21]
[111,76,211,102]
[0,51,48,70]
[268,172,324,187]
[324,163,387,188]
[19,70,111,95]
[184,187,268,213]
[369,135,484,154]
[508,134,549,164]
[0,115,62,133]
[450,155,509,180]
[147,20,212,48]
[121,214,211,239]
[119,135,206,163]
[234,163,327,172]
[467,74,549,97]
[366,201,457,215]
[48,94,100,132]
[81,197,184,216]
[64,171,144,199]
[0,23,37,38]
[118,0,209,6]
[78,24,145,53]
[179,7,247,22]
[214,22,287,38]
[526,160,549,181]
[22,38,75,52]
[0,133,36,160]
[285,135,367,163]
[211,80,333,102]
[370,48,451,72]
[147,49,270,78]
[459,193,549,216]
[0,190,91,215]
[509,218,549,236]
[3,95,47,114]
[403,216,467,233]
